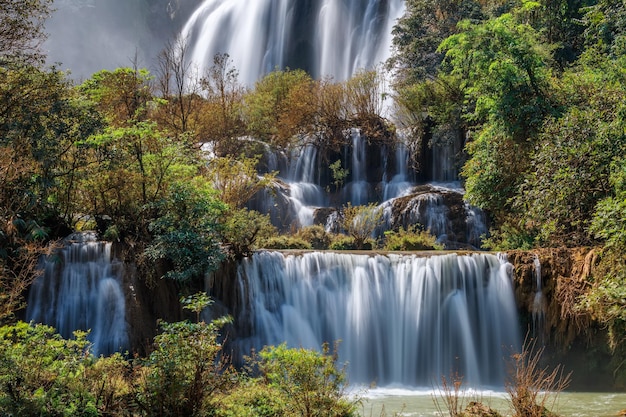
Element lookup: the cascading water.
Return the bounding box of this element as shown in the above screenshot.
[232,251,520,387]
[26,233,128,356]
[180,0,406,85]
[343,130,371,205]
[531,255,546,338]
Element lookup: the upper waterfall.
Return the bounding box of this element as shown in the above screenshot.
[180,0,406,85]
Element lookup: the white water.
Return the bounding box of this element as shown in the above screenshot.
[234,251,520,387]
[26,233,128,356]
[532,255,546,338]
[358,389,626,416]
[180,0,405,85]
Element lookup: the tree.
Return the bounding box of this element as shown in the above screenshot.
[154,36,204,137]
[438,7,557,218]
[255,343,358,417]
[199,53,246,155]
[206,156,276,210]
[0,64,101,322]
[0,0,52,64]
[244,69,317,148]
[144,181,226,282]
[136,315,233,417]
[79,67,153,127]
[438,8,556,140]
[340,203,384,250]
[74,122,198,238]
[388,0,485,85]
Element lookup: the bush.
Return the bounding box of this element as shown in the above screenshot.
[144,181,227,282]
[0,322,99,416]
[254,343,358,417]
[383,226,444,251]
[329,235,357,250]
[340,203,383,250]
[135,316,233,417]
[211,381,287,417]
[259,235,312,250]
[222,208,277,258]
[295,225,332,250]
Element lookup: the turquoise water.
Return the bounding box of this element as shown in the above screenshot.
[357,388,626,416]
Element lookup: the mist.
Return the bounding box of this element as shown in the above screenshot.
[43,0,197,80]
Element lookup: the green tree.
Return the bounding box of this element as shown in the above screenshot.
[221,208,277,259]
[0,322,98,416]
[389,0,485,85]
[136,316,233,417]
[144,181,227,282]
[438,6,557,218]
[255,343,358,417]
[75,121,198,238]
[0,64,101,322]
[0,0,52,64]
[79,67,153,127]
[244,69,317,147]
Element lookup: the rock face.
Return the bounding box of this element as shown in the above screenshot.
[505,247,621,391]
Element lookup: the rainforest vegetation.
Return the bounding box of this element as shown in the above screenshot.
[1,0,626,415]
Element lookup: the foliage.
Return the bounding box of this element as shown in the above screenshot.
[581,158,626,351]
[221,208,278,258]
[480,222,536,251]
[329,236,358,251]
[199,53,246,156]
[383,225,444,251]
[211,380,288,417]
[255,342,358,417]
[439,9,556,138]
[295,225,332,250]
[389,0,485,85]
[79,67,153,127]
[259,235,313,250]
[135,315,233,417]
[144,181,226,282]
[206,155,276,209]
[244,69,317,147]
[340,203,384,250]
[516,108,621,247]
[181,292,213,323]
[0,322,99,416]
[591,158,626,250]
[329,160,349,192]
[0,0,52,64]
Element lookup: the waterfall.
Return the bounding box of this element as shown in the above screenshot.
[26,233,128,356]
[531,255,546,338]
[233,251,521,387]
[180,0,406,85]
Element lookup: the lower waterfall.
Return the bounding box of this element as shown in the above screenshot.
[232,251,520,388]
[26,233,128,357]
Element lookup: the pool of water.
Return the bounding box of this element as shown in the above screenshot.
[356,388,626,416]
